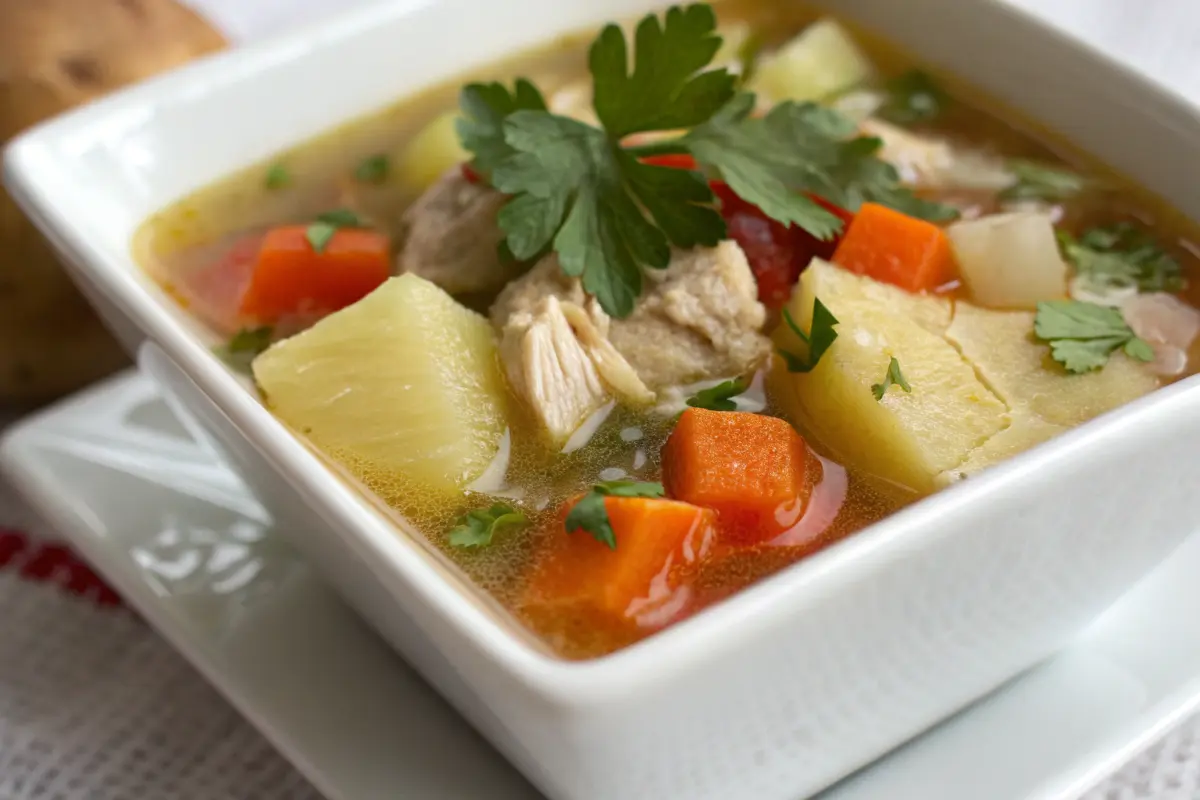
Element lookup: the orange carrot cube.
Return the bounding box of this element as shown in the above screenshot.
[831,202,956,292]
[522,497,716,631]
[662,409,810,546]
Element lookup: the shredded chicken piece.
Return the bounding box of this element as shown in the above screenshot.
[492,241,770,396]
[860,118,1014,192]
[499,297,651,445]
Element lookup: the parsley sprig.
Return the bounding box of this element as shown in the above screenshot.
[687,378,747,411]
[778,298,839,373]
[1060,222,1184,294]
[1034,300,1154,374]
[566,480,665,549]
[448,503,530,548]
[871,356,911,400]
[456,3,956,318]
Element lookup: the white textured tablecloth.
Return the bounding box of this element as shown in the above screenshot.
[3,1,1200,798]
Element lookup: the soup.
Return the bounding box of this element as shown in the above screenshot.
[137,0,1200,659]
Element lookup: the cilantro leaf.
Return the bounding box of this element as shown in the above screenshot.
[265,163,290,190]
[492,111,722,317]
[871,356,911,400]
[565,480,665,549]
[215,326,273,373]
[355,154,389,184]
[687,378,747,411]
[999,159,1086,203]
[1062,222,1184,294]
[457,79,548,176]
[448,503,529,548]
[878,70,948,125]
[1034,300,1154,374]
[778,298,839,373]
[590,4,735,137]
[306,208,367,254]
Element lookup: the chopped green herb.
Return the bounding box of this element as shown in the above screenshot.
[1060,222,1184,294]
[878,70,948,125]
[998,159,1086,203]
[565,480,665,549]
[264,162,290,190]
[687,378,747,411]
[871,356,911,400]
[456,3,954,318]
[448,503,529,548]
[354,154,389,184]
[305,208,368,254]
[1034,300,1154,374]
[215,326,273,373]
[778,298,839,373]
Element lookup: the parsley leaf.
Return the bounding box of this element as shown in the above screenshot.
[355,154,389,184]
[448,503,529,548]
[685,95,847,239]
[1061,222,1184,294]
[1034,300,1154,373]
[306,208,367,254]
[565,480,665,549]
[778,298,839,373]
[999,159,1086,203]
[457,79,548,177]
[878,70,948,126]
[216,326,273,373]
[590,4,735,137]
[265,163,290,190]
[492,111,724,317]
[687,378,747,411]
[871,356,911,400]
[687,95,957,233]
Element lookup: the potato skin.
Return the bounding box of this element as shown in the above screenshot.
[0,0,225,402]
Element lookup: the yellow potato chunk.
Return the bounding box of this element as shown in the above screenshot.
[394,111,470,192]
[253,275,509,496]
[945,304,1158,427]
[772,260,1007,494]
[934,413,1066,487]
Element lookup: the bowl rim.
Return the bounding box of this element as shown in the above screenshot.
[6,0,1200,706]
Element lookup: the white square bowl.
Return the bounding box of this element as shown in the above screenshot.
[7,1,1200,798]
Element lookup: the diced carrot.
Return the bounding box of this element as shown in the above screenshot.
[522,497,716,631]
[662,409,810,547]
[238,226,390,323]
[830,202,956,292]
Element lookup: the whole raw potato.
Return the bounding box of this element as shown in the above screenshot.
[0,0,225,402]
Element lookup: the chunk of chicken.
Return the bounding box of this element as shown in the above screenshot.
[499,296,652,445]
[860,118,1014,193]
[492,241,771,395]
[394,168,520,296]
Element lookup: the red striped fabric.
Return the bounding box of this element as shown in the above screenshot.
[0,529,122,607]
